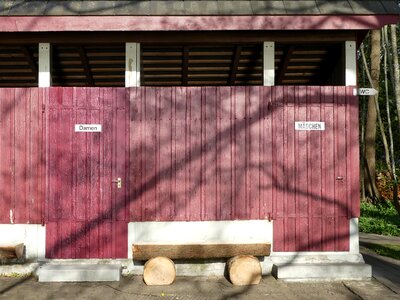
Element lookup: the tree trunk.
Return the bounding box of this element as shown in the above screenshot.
[388,25,400,214]
[391,25,400,133]
[363,30,381,202]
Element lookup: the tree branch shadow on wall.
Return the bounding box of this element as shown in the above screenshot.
[1,85,360,299]
[0,0,380,296]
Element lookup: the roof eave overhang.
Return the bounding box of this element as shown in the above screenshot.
[0,15,398,32]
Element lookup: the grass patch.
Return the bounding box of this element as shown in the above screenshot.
[361,243,400,260]
[359,200,400,236]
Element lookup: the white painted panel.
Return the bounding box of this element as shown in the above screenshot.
[263,41,275,86]
[349,217,360,254]
[125,42,140,87]
[39,43,51,87]
[136,43,141,87]
[128,220,273,258]
[0,224,46,259]
[345,41,357,86]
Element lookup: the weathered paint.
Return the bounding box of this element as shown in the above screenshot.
[130,86,358,252]
[129,87,269,221]
[0,86,358,256]
[271,86,359,252]
[44,88,129,259]
[0,88,44,224]
[0,15,397,32]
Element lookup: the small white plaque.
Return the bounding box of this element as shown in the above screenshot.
[358,88,378,96]
[295,122,325,131]
[75,124,102,132]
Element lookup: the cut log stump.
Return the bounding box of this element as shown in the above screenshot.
[228,255,262,286]
[143,257,176,286]
[0,243,24,259]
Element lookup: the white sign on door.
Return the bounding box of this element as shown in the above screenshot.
[295,122,325,131]
[75,124,102,132]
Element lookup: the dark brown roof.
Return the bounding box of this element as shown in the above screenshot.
[0,1,399,16]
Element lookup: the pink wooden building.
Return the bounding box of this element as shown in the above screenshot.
[0,1,398,279]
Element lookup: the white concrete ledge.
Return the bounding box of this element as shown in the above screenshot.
[38,264,121,282]
[273,263,372,281]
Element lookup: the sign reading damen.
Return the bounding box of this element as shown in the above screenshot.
[295,122,325,131]
[75,124,102,132]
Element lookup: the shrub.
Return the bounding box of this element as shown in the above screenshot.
[359,200,400,236]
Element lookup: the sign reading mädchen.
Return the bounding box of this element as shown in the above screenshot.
[75,124,102,132]
[295,122,325,131]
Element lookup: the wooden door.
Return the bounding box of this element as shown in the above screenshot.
[45,88,129,259]
[272,86,359,252]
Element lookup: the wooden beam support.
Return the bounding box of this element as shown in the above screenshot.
[277,45,295,84]
[263,41,275,86]
[125,42,140,87]
[182,46,189,85]
[20,46,38,81]
[345,41,357,86]
[78,46,94,86]
[38,43,51,87]
[229,45,242,85]
[132,243,271,261]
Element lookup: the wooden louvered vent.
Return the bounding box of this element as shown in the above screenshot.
[0,43,344,87]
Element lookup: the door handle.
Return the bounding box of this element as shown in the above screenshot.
[112,178,122,189]
[336,176,344,181]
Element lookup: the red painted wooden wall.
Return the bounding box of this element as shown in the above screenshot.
[271,86,359,251]
[0,86,358,254]
[0,88,44,224]
[129,87,273,221]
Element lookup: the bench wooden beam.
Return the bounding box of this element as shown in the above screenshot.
[132,243,271,261]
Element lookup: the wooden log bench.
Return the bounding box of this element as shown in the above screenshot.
[0,243,25,264]
[132,243,270,286]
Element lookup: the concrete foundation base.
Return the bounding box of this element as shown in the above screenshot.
[272,263,372,281]
[37,264,121,282]
[2,253,371,281]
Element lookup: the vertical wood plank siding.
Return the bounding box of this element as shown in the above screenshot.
[0,86,358,253]
[45,87,129,259]
[271,86,358,251]
[129,86,358,251]
[130,86,270,221]
[0,88,44,224]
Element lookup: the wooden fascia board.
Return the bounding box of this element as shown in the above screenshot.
[0,31,358,45]
[0,15,398,32]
